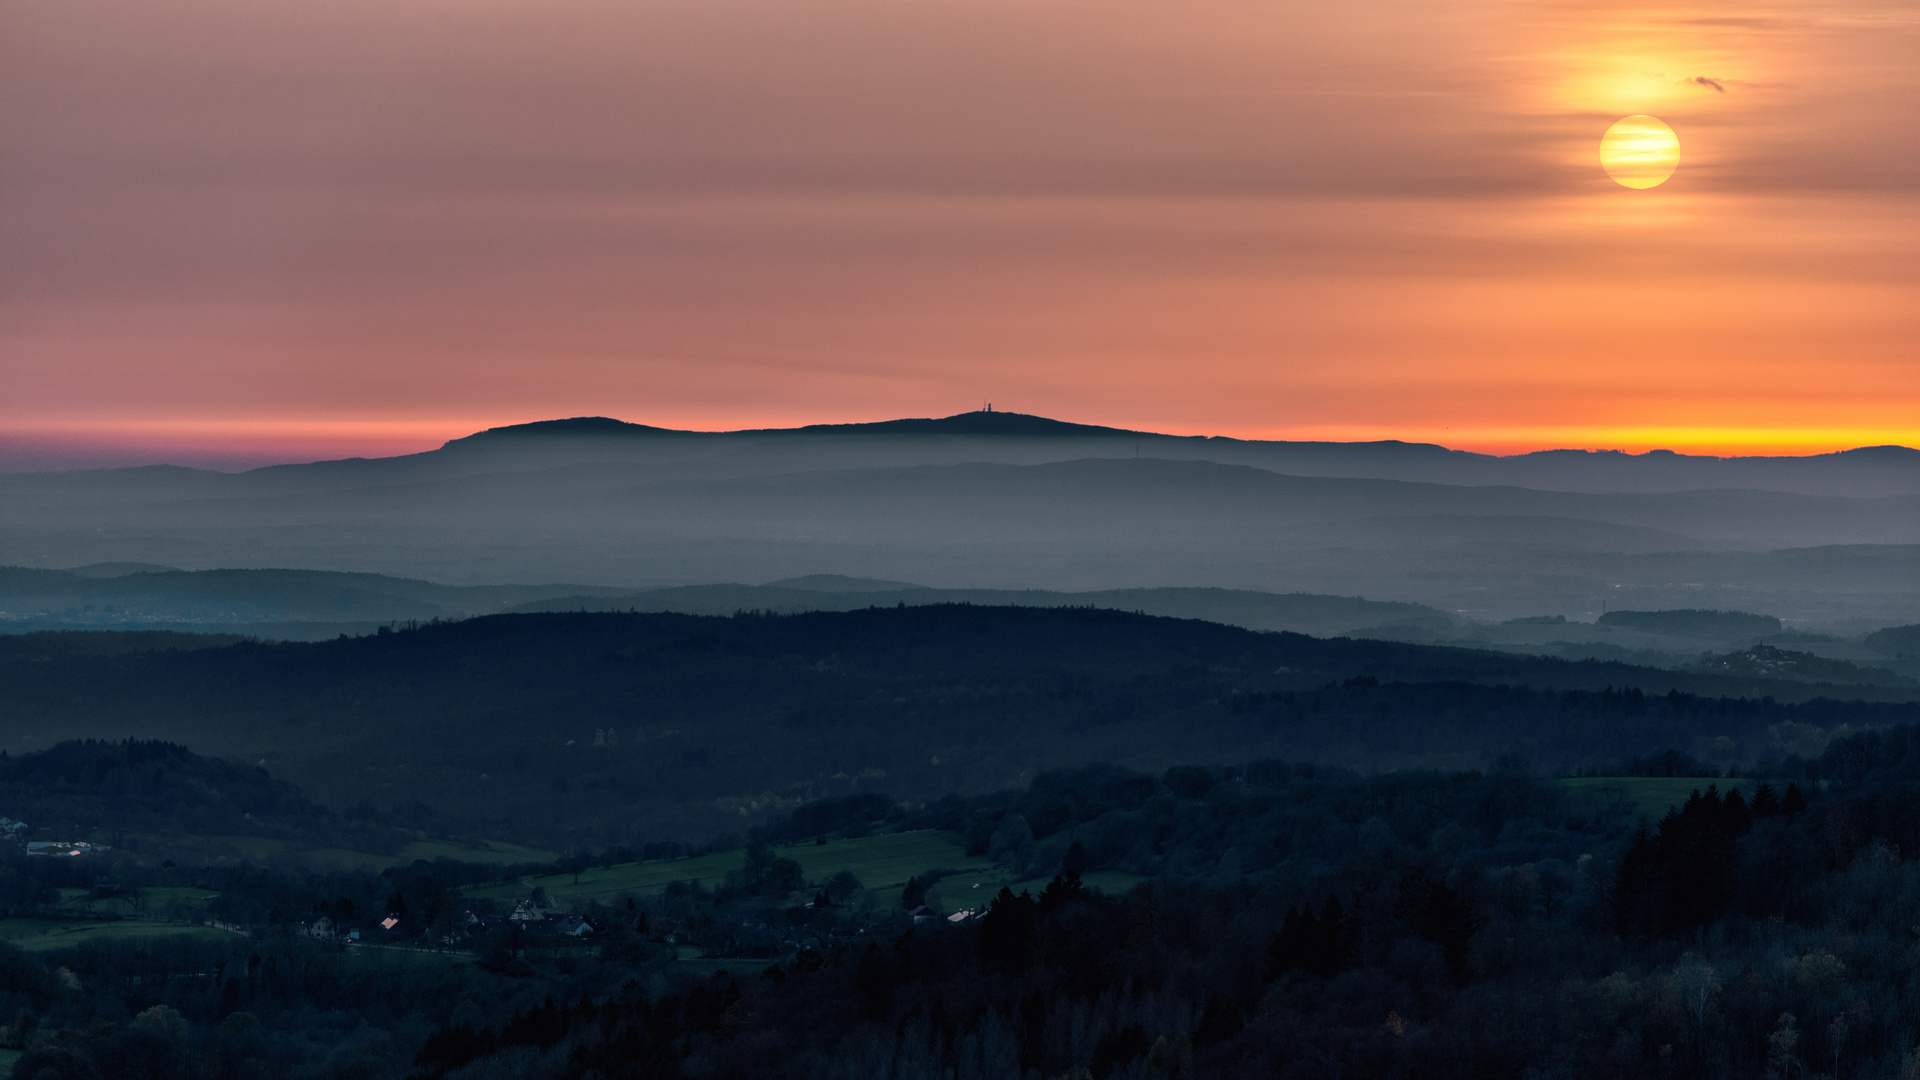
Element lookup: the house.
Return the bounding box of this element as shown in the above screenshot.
[509,900,547,923]
[379,916,400,931]
[549,914,593,939]
[946,909,975,923]
[26,841,105,857]
[908,905,934,925]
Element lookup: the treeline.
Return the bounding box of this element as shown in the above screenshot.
[1597,609,1782,638]
[752,746,1821,891]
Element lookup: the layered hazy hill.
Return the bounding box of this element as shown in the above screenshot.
[0,564,635,634]
[6,566,1914,681]
[0,564,1457,641]
[2,411,1915,625]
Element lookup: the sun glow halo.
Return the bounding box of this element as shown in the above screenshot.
[1599,115,1680,189]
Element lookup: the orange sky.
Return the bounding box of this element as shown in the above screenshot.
[3,0,1918,468]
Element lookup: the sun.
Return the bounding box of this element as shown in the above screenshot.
[1599,115,1680,189]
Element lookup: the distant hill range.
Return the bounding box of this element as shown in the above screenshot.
[1,411,1915,625]
[0,565,635,635]
[23,410,1911,494]
[0,565,1453,639]
[434,412,1920,496]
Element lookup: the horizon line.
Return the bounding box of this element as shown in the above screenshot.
[2,411,1917,473]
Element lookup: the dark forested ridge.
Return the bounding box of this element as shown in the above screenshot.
[0,606,1915,847]
[0,739,414,857]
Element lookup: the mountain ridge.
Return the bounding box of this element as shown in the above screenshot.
[9,412,1918,498]
[442,411,1920,465]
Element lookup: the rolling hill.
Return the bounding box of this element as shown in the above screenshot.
[1,606,1913,847]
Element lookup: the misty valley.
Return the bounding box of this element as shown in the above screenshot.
[0,415,1916,1079]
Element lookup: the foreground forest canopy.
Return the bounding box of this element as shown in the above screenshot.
[2,607,1917,846]
[2,728,1920,1078]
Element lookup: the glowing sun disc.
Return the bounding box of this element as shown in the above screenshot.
[1599,115,1680,189]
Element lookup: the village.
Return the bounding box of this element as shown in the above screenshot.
[295,875,986,967]
[0,816,108,858]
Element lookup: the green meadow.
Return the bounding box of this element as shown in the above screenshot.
[0,918,239,952]
[281,837,559,873]
[1554,777,1750,818]
[52,886,220,921]
[154,834,560,873]
[470,830,1144,913]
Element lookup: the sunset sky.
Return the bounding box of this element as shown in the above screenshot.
[3,0,1918,469]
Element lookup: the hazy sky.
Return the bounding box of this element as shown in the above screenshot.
[4,0,1918,467]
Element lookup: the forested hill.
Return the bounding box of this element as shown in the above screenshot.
[0,739,410,854]
[1,606,1916,847]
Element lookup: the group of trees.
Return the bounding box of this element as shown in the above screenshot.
[1614,782,1807,938]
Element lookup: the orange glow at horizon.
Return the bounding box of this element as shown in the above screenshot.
[3,0,1919,467]
[7,414,1916,467]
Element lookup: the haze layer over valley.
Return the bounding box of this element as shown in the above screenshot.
[4,412,1914,631]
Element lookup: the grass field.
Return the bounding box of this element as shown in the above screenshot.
[0,1050,19,1075]
[283,838,559,873]
[469,830,1142,914]
[0,918,239,952]
[399,838,558,864]
[54,886,220,920]
[1555,777,1749,818]
[151,834,559,873]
